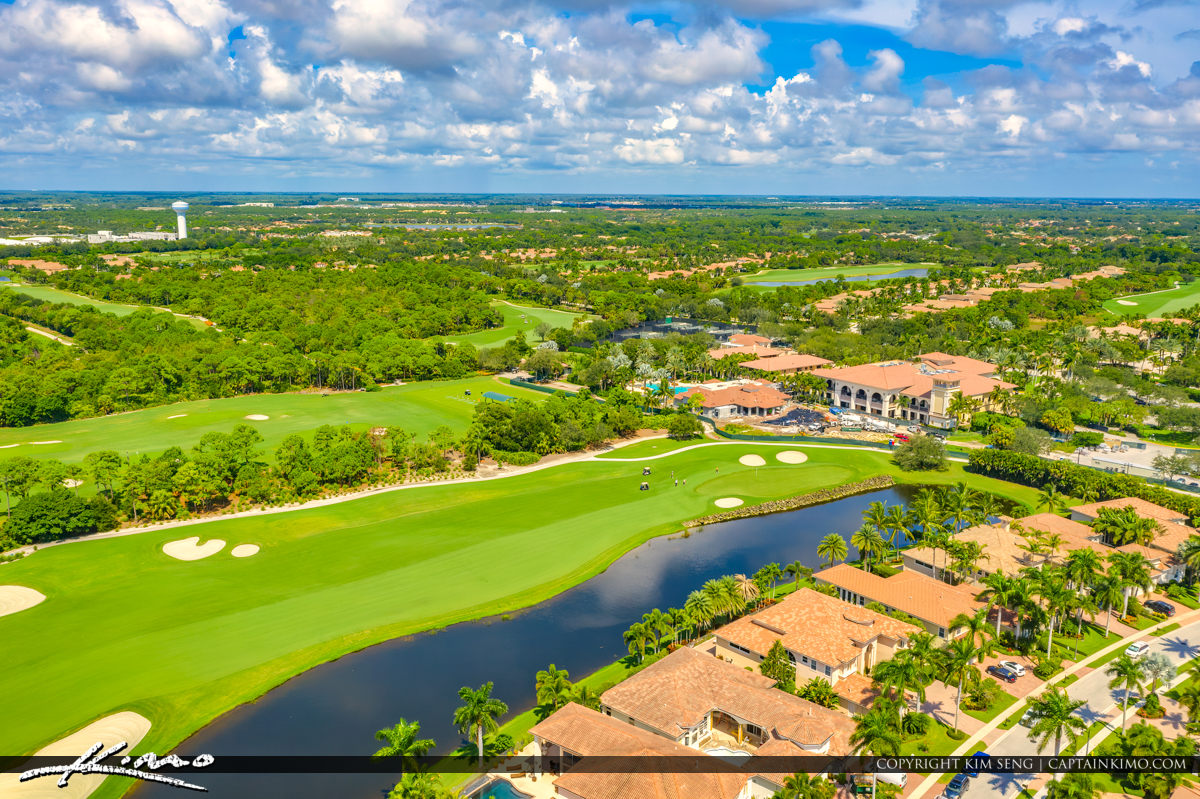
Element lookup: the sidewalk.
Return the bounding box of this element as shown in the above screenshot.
[907,606,1200,799]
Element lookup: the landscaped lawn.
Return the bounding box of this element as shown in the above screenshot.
[440,301,585,347]
[0,442,1045,787]
[594,436,697,459]
[740,263,936,284]
[962,687,1020,724]
[1051,622,1125,660]
[0,376,544,463]
[0,281,211,329]
[1102,280,1200,317]
[900,719,964,756]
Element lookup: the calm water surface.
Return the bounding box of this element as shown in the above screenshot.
[136,486,915,799]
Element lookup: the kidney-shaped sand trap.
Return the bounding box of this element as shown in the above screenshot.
[163,536,226,561]
[0,711,152,799]
[244,414,270,421]
[0,585,46,618]
[714,497,744,508]
[738,454,767,466]
[775,450,808,464]
[231,544,260,558]
[1116,299,1137,306]
[167,414,187,419]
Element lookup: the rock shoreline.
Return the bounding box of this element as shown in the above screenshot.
[683,475,896,527]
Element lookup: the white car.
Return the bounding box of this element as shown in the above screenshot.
[1125,641,1151,658]
[998,660,1026,677]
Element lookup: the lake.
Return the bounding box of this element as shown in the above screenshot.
[135,486,916,799]
[754,267,930,286]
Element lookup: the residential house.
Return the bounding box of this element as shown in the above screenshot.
[813,563,982,640]
[676,380,790,419]
[709,587,919,712]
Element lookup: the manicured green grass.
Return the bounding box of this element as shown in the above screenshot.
[1089,644,1133,670]
[1052,622,1122,660]
[999,701,1030,730]
[440,301,585,347]
[1103,280,1200,317]
[741,263,936,284]
[0,377,542,463]
[0,282,210,329]
[900,720,964,756]
[593,436,700,459]
[962,688,1020,723]
[1,443,1044,785]
[1151,622,1181,637]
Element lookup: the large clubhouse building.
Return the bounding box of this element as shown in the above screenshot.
[811,352,1014,428]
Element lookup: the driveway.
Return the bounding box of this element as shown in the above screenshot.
[955,620,1200,799]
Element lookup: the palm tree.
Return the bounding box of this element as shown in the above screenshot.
[883,505,910,554]
[684,590,714,633]
[535,664,572,712]
[758,562,783,600]
[940,634,980,732]
[1064,548,1103,593]
[774,773,836,799]
[1142,652,1175,694]
[570,684,602,712]
[1176,535,1200,601]
[849,708,902,799]
[784,560,811,589]
[374,718,435,773]
[1095,507,1157,547]
[1027,686,1088,755]
[1037,484,1066,514]
[1092,574,1125,638]
[1045,773,1098,799]
[816,533,848,568]
[1106,653,1146,731]
[642,608,670,651]
[1108,551,1153,619]
[734,574,760,606]
[950,607,996,659]
[872,650,932,716]
[851,524,885,571]
[1174,679,1200,725]
[1032,569,1073,657]
[453,682,508,766]
[978,571,1017,639]
[943,483,975,533]
[623,622,654,663]
[863,501,890,544]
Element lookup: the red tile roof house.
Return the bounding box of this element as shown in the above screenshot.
[529,702,794,799]
[599,646,855,757]
[1068,498,1193,583]
[811,352,1014,429]
[676,380,791,420]
[709,587,919,713]
[814,564,982,641]
[741,353,833,375]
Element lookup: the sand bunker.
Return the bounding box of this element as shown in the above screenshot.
[776,450,808,464]
[738,454,767,466]
[0,585,46,618]
[62,478,83,488]
[244,414,269,421]
[0,711,152,799]
[231,544,260,558]
[714,497,744,508]
[31,441,62,445]
[167,414,187,419]
[0,443,17,449]
[163,536,226,561]
[1117,299,1137,306]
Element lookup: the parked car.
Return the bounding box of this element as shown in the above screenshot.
[944,774,971,799]
[894,432,910,443]
[1125,641,1151,658]
[998,660,1026,676]
[987,664,1019,683]
[1145,600,1175,617]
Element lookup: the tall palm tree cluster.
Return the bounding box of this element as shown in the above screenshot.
[623,562,790,663]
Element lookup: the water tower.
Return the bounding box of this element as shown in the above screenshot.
[171,201,189,239]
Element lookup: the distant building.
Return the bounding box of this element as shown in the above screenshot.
[676,379,790,419]
[741,353,833,375]
[811,352,1014,428]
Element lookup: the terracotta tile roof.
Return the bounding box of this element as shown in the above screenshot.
[600,647,853,752]
[708,345,788,360]
[1018,513,1095,541]
[906,521,1041,576]
[814,564,982,629]
[742,354,833,372]
[711,588,918,666]
[811,353,1008,400]
[679,381,790,410]
[531,703,750,799]
[832,672,879,708]
[727,333,773,347]
[1069,497,1188,525]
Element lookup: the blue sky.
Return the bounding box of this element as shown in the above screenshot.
[0,0,1197,196]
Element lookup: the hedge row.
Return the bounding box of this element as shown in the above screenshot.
[682,475,896,528]
[966,449,1200,522]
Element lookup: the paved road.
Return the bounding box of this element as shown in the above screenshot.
[957,620,1200,799]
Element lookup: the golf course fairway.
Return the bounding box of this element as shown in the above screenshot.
[0,442,1041,799]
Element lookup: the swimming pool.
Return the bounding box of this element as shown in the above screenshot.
[705,746,753,764]
[645,382,689,395]
[473,778,532,799]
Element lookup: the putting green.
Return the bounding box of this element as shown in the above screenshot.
[440,301,586,347]
[0,443,1042,780]
[1103,281,1200,317]
[0,377,545,463]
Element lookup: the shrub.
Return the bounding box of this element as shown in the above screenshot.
[666,413,703,440]
[902,712,932,737]
[963,677,1001,710]
[490,450,541,466]
[1070,431,1104,448]
[894,434,948,471]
